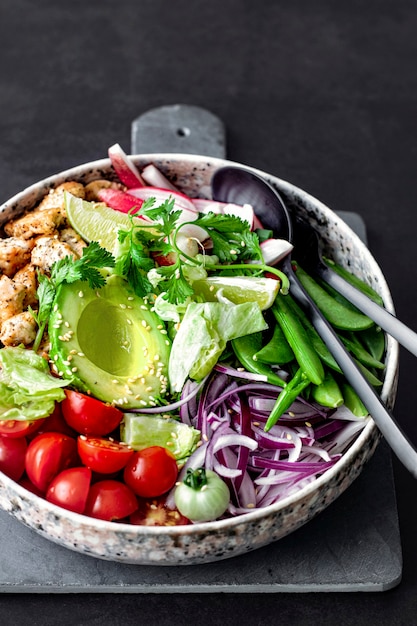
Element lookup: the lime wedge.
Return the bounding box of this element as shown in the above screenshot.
[193,275,279,310]
[65,192,133,253]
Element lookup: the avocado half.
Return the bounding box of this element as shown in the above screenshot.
[49,275,171,409]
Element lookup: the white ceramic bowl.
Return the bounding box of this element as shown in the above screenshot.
[0,154,399,565]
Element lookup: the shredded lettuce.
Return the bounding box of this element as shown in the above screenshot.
[168,301,268,392]
[0,347,68,421]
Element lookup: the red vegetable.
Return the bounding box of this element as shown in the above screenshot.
[77,436,134,474]
[25,432,78,492]
[84,479,138,521]
[61,390,123,436]
[0,435,27,481]
[108,143,145,188]
[46,466,92,514]
[123,446,178,498]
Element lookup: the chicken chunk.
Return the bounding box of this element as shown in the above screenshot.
[0,275,26,326]
[0,237,34,277]
[0,311,37,347]
[13,263,38,308]
[4,205,66,239]
[84,179,123,202]
[59,227,86,258]
[37,181,85,212]
[31,236,76,273]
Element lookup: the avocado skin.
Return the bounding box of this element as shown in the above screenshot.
[49,275,171,409]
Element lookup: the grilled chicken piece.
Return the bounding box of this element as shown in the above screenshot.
[31,236,76,273]
[0,275,26,326]
[37,181,85,212]
[59,227,86,257]
[13,263,38,308]
[4,205,66,239]
[0,237,34,277]
[0,310,37,347]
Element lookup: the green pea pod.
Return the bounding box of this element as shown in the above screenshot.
[231,333,287,387]
[294,264,374,331]
[354,358,383,387]
[264,368,310,431]
[341,383,369,417]
[358,325,386,362]
[272,295,325,386]
[311,371,344,408]
[339,331,386,370]
[254,323,294,365]
[323,257,384,306]
[284,293,342,374]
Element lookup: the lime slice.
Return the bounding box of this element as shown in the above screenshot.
[65,193,133,252]
[193,275,279,310]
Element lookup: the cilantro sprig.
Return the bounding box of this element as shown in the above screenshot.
[30,241,115,351]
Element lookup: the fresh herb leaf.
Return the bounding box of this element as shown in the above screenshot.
[194,212,249,233]
[156,261,194,304]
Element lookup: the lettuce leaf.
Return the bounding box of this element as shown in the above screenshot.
[0,347,68,421]
[168,301,268,392]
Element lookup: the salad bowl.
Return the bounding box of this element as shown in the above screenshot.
[0,153,399,565]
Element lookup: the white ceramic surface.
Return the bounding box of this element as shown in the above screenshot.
[0,154,399,565]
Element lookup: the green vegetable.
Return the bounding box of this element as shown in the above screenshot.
[294,264,374,331]
[272,295,325,385]
[264,368,310,431]
[168,301,268,392]
[339,332,385,370]
[323,257,384,306]
[174,467,230,522]
[49,275,171,409]
[358,325,386,361]
[120,414,200,462]
[231,332,287,387]
[253,323,294,365]
[341,383,369,417]
[0,347,67,421]
[311,371,344,408]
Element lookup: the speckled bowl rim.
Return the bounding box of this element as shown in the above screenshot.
[0,154,399,563]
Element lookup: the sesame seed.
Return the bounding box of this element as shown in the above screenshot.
[126,318,132,325]
[119,303,127,309]
[71,367,78,373]
[141,320,147,327]
[78,291,84,298]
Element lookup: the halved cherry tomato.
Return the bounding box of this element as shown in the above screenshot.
[37,403,76,437]
[77,436,134,474]
[61,390,123,436]
[84,479,138,521]
[123,446,178,498]
[46,467,92,514]
[0,435,27,481]
[25,432,78,492]
[129,498,190,526]
[0,419,46,439]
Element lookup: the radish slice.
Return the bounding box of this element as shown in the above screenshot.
[97,188,147,216]
[108,143,145,188]
[128,186,197,213]
[191,198,225,214]
[141,164,180,191]
[260,239,293,265]
[252,214,265,230]
[223,203,254,229]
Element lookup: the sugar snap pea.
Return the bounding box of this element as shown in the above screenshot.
[311,371,344,408]
[294,264,374,331]
[231,332,287,387]
[339,331,385,370]
[341,383,369,417]
[283,293,342,374]
[323,257,384,306]
[358,325,386,362]
[254,323,294,365]
[272,295,325,386]
[264,368,310,431]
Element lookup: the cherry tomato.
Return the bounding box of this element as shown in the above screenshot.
[123,446,178,498]
[61,390,123,436]
[0,419,45,439]
[37,403,76,437]
[77,436,134,474]
[18,475,44,498]
[25,432,78,492]
[46,467,92,514]
[0,435,27,481]
[129,498,190,526]
[84,479,138,521]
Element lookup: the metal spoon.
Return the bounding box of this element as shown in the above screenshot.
[211,165,417,478]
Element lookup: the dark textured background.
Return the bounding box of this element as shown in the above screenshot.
[1,0,417,623]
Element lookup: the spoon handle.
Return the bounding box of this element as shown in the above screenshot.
[317,264,417,357]
[286,264,417,478]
